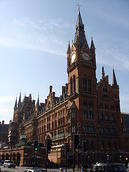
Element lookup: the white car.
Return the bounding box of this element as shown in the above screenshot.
[24,168,46,172]
[3,160,16,168]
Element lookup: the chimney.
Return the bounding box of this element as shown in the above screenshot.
[62,86,65,96]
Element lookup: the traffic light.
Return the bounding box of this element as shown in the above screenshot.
[46,139,52,153]
[33,140,38,152]
[74,134,79,149]
[64,143,69,153]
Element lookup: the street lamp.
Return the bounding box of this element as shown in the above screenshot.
[119,155,122,162]
[107,154,109,162]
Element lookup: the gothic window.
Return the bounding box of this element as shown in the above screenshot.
[83,110,87,120]
[83,102,94,120]
[83,97,87,105]
[82,78,87,92]
[105,114,108,121]
[99,103,103,109]
[103,87,108,97]
[88,79,92,93]
[98,112,103,121]
[99,128,104,135]
[73,75,76,93]
[84,126,95,134]
[89,111,93,119]
[70,77,73,95]
[110,115,113,121]
[110,105,114,111]
[82,77,92,93]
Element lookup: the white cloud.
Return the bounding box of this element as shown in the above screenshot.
[96,43,129,71]
[0,18,70,56]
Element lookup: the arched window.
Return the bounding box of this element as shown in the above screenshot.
[73,75,76,93]
[82,77,92,93]
[70,77,73,95]
[82,78,87,92]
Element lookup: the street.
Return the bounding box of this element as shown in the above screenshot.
[0,166,27,172]
[0,166,78,172]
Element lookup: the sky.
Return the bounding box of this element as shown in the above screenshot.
[0,0,129,123]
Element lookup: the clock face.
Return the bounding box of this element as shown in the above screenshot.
[82,53,89,60]
[71,53,76,64]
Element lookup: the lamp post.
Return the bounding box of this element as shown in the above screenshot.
[119,155,122,162]
[107,154,110,162]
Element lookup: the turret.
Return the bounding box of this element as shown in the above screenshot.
[90,37,96,68]
[101,66,109,84]
[29,93,32,100]
[18,92,21,108]
[36,95,39,109]
[90,37,95,51]
[102,66,105,79]
[67,41,70,54]
[112,68,118,86]
[67,41,71,69]
[14,97,17,110]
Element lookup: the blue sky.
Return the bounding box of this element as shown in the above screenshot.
[0,0,129,123]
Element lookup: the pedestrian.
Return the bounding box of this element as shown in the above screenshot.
[81,165,83,172]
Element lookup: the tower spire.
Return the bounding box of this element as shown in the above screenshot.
[90,37,95,50]
[18,92,21,108]
[14,97,17,110]
[112,68,118,86]
[67,41,70,54]
[74,9,88,48]
[36,95,39,109]
[102,66,105,78]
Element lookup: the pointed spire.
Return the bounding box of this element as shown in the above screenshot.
[102,66,105,78]
[29,93,32,100]
[90,37,95,50]
[67,41,70,54]
[14,97,17,110]
[74,10,87,48]
[36,95,39,108]
[113,68,118,86]
[76,9,83,28]
[18,92,21,107]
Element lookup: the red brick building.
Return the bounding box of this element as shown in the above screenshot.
[0,10,128,167]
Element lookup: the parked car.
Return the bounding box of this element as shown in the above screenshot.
[3,160,16,168]
[90,162,127,172]
[24,168,46,172]
[0,160,4,166]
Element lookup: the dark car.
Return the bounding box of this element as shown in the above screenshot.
[3,160,16,168]
[91,163,127,172]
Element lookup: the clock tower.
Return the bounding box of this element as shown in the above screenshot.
[67,10,97,134]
